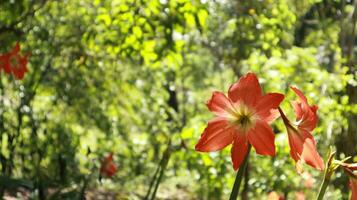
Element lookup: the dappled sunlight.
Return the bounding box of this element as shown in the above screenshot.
[0,0,356,199]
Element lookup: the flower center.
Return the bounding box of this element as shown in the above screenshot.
[10,56,20,69]
[228,103,256,132]
[236,115,251,127]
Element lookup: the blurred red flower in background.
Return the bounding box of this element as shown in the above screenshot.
[99,153,117,178]
[268,191,285,200]
[278,87,324,172]
[295,191,306,200]
[195,73,284,170]
[0,42,30,80]
[302,171,315,188]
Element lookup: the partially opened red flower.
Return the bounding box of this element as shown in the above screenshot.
[340,163,357,200]
[0,42,30,80]
[195,73,284,170]
[99,153,117,178]
[278,87,324,172]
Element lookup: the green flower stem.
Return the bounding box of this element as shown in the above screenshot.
[316,150,336,200]
[229,145,251,200]
[316,173,330,200]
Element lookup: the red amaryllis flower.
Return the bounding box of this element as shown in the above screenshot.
[278,87,324,172]
[340,163,357,200]
[0,42,30,79]
[99,153,117,178]
[195,73,284,170]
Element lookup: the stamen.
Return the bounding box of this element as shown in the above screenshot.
[237,115,250,126]
[228,103,256,132]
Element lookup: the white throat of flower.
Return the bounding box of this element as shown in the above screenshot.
[226,102,256,133]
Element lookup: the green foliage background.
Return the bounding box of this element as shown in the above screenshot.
[0,0,356,199]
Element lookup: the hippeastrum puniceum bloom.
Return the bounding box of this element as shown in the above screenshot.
[278,87,324,172]
[0,42,30,80]
[99,153,117,178]
[340,163,357,200]
[195,73,285,170]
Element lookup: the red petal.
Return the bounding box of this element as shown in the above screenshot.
[206,91,232,116]
[12,55,28,79]
[255,93,285,123]
[0,55,6,65]
[0,54,11,73]
[231,133,248,170]
[343,163,357,171]
[287,128,324,170]
[350,179,357,200]
[310,105,318,113]
[247,120,275,156]
[13,68,25,79]
[291,86,308,102]
[291,101,304,121]
[228,72,262,106]
[11,42,21,55]
[298,112,318,132]
[287,127,303,162]
[3,63,11,74]
[195,118,234,152]
[100,154,117,178]
[100,162,117,177]
[106,163,117,177]
[290,86,318,131]
[301,138,324,170]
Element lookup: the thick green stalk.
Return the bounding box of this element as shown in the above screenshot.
[316,174,330,200]
[229,145,251,200]
[316,150,336,200]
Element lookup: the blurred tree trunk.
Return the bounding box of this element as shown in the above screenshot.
[344,82,357,156]
[298,0,357,160]
[345,0,357,157]
[336,0,357,158]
